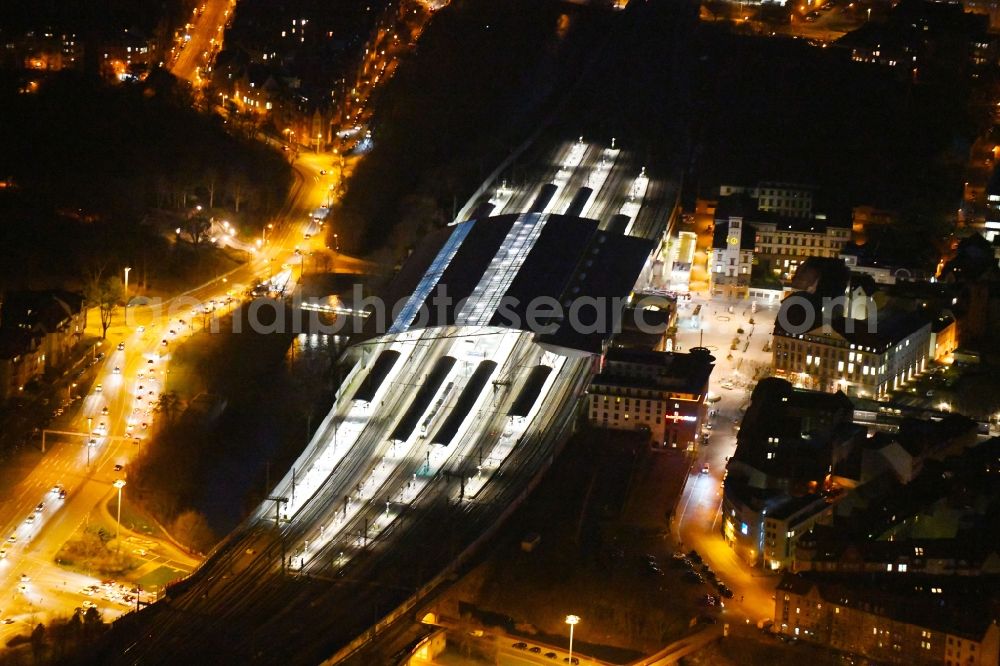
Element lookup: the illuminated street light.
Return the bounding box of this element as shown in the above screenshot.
[565,615,580,664]
[113,479,127,545]
[123,266,132,325]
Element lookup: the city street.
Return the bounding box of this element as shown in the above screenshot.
[671,293,780,626]
[169,0,235,86]
[0,146,370,641]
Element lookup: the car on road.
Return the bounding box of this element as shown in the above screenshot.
[564,657,579,665]
[0,549,6,559]
[529,646,542,654]
[161,339,168,347]
[718,584,734,598]
[34,503,43,513]
[6,534,15,544]
[24,515,34,525]
[114,464,123,472]
[512,642,528,650]
[101,406,109,416]
[683,570,703,584]
[113,366,121,374]
[117,342,125,351]
[701,463,710,475]
[545,652,558,660]
[82,600,97,609]
[95,383,103,392]
[58,488,67,500]
[19,574,29,583]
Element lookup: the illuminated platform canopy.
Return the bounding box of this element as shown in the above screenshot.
[367,213,654,355]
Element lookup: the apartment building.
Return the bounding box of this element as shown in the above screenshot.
[755,216,852,281]
[775,573,1000,665]
[718,182,815,218]
[586,348,715,450]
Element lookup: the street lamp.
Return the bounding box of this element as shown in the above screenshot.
[565,615,580,664]
[113,479,127,544]
[123,267,132,325]
[86,416,93,467]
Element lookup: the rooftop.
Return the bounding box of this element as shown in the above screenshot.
[591,348,716,395]
[366,213,653,354]
[777,572,1000,641]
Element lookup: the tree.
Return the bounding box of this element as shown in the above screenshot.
[82,606,103,640]
[153,391,182,424]
[183,212,212,248]
[171,509,216,553]
[85,273,124,339]
[31,622,46,662]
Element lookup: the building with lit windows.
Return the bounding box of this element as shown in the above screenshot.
[754,216,852,281]
[0,290,87,402]
[721,378,863,569]
[772,304,932,398]
[709,197,756,298]
[586,347,715,449]
[710,194,851,289]
[718,182,815,218]
[775,573,1000,665]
